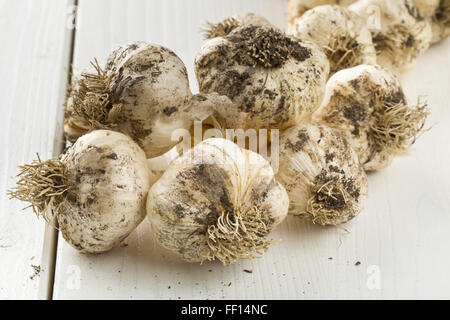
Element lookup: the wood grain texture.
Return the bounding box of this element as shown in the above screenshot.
[0,0,74,299]
[22,0,450,299]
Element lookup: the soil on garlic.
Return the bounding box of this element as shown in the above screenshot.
[276,124,368,226]
[147,138,289,264]
[195,24,329,131]
[68,42,193,158]
[288,5,376,75]
[349,0,433,74]
[313,65,429,171]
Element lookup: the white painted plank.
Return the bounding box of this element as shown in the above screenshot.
[70,0,289,93]
[0,0,74,299]
[53,0,450,299]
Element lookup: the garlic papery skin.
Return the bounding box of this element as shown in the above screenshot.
[288,5,377,75]
[276,123,368,226]
[313,64,429,171]
[349,0,433,75]
[195,24,330,132]
[146,138,289,264]
[64,117,90,143]
[287,0,357,33]
[203,12,276,39]
[430,0,450,43]
[68,41,193,158]
[9,130,151,253]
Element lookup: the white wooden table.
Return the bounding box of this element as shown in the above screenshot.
[1,0,449,300]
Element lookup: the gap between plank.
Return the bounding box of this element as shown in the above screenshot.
[37,0,78,300]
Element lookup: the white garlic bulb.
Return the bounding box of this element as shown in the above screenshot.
[195,23,330,131]
[9,130,151,253]
[313,64,429,171]
[68,41,194,158]
[349,0,433,74]
[203,12,276,39]
[287,0,357,33]
[276,123,368,226]
[288,5,377,75]
[147,138,289,264]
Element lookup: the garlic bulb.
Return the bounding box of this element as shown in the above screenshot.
[430,0,450,43]
[9,130,151,253]
[147,138,289,264]
[203,12,275,39]
[288,5,377,75]
[195,23,330,131]
[313,64,429,171]
[276,123,368,226]
[349,0,433,74]
[287,0,357,33]
[68,41,194,158]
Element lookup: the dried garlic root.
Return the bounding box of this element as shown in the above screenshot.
[202,12,275,39]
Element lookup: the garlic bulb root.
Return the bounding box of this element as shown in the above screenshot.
[324,34,368,74]
[147,138,289,264]
[8,155,70,225]
[288,5,376,75]
[306,171,362,225]
[202,12,275,39]
[276,124,368,226]
[370,96,428,156]
[71,59,118,130]
[205,205,272,264]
